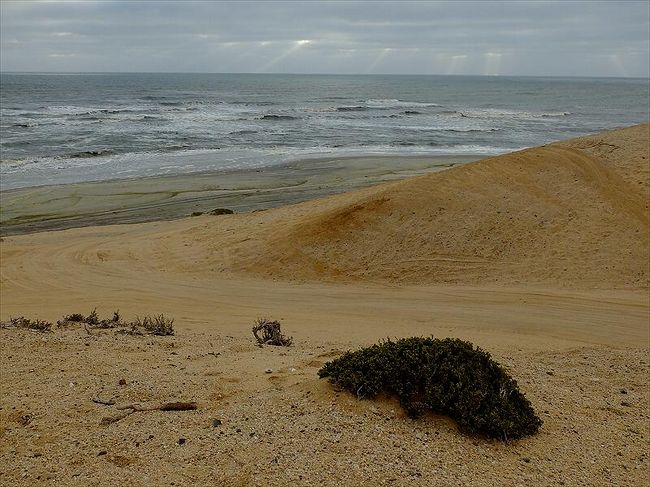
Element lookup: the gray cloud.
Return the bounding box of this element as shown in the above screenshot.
[1,0,648,76]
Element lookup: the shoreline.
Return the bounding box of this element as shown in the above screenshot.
[0,154,479,236]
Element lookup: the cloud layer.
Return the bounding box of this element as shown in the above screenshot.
[2,0,648,76]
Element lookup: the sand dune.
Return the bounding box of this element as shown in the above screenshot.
[177,123,648,288]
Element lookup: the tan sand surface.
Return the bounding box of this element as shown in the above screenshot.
[1,124,648,485]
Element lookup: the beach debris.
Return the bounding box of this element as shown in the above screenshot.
[118,378,127,386]
[177,438,186,446]
[265,368,273,374]
[98,450,108,456]
[252,318,293,346]
[211,419,223,427]
[99,401,198,425]
[92,396,116,406]
[209,208,234,215]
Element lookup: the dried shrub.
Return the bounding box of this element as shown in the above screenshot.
[252,318,292,346]
[318,337,542,441]
[59,309,121,329]
[1,316,53,332]
[55,310,173,336]
[85,308,100,325]
[115,322,143,336]
[138,314,174,336]
[62,313,85,322]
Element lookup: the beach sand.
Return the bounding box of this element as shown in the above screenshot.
[0,124,648,485]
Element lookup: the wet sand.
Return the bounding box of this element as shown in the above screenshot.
[0,155,477,235]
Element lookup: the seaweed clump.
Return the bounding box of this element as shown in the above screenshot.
[318,337,542,440]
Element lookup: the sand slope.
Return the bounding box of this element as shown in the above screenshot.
[178,124,648,289]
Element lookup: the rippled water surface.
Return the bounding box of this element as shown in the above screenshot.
[1,73,648,189]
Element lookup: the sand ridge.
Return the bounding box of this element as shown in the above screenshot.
[170,124,649,289]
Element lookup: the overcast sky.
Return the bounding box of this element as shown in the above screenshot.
[1,0,649,77]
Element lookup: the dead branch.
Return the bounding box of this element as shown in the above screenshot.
[100,401,197,425]
[252,318,293,346]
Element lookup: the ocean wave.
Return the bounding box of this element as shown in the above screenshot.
[161,144,192,152]
[365,99,440,109]
[230,100,277,106]
[259,114,299,121]
[456,109,571,120]
[0,158,31,168]
[333,100,439,112]
[444,127,502,133]
[67,150,114,159]
[336,106,368,112]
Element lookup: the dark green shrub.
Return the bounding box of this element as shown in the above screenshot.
[318,337,542,440]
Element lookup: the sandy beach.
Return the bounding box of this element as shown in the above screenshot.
[0,155,476,236]
[1,124,648,486]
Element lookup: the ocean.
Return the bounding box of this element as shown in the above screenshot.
[1,73,648,190]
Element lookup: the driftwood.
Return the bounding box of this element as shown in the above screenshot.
[252,319,293,346]
[99,401,197,425]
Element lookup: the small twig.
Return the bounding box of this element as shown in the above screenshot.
[92,396,116,406]
[100,401,197,425]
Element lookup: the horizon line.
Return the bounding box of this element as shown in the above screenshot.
[1,71,649,80]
